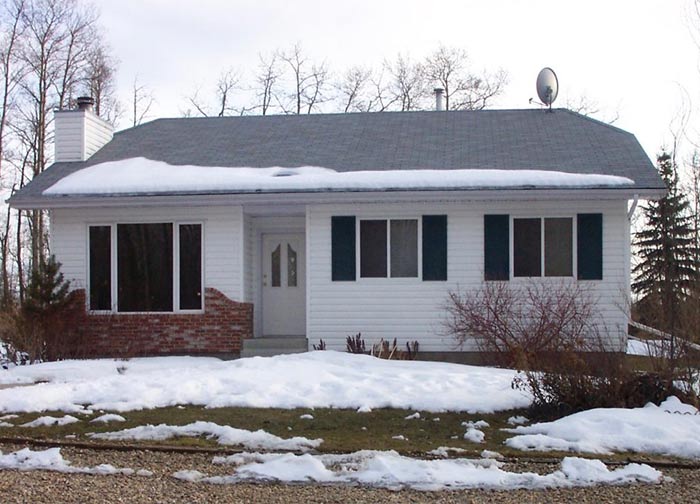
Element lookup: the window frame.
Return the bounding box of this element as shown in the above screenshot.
[356,217,422,280]
[86,220,205,314]
[510,215,577,279]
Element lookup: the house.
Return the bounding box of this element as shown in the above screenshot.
[9,97,665,359]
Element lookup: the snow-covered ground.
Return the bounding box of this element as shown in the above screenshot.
[90,421,322,451]
[504,397,700,459]
[0,352,529,413]
[174,450,661,490]
[0,446,661,491]
[0,447,151,476]
[1,352,699,463]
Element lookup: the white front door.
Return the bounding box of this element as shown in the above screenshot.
[262,233,306,335]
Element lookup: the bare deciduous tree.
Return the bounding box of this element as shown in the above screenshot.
[83,38,120,122]
[384,54,424,111]
[130,75,154,127]
[185,67,240,117]
[253,52,279,115]
[334,65,372,113]
[423,45,506,111]
[277,43,329,114]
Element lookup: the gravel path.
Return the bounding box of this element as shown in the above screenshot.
[0,442,698,503]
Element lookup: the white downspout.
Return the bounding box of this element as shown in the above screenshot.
[627,194,639,221]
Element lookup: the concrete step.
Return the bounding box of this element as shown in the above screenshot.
[240,336,308,358]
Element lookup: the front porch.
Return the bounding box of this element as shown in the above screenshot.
[241,207,309,356]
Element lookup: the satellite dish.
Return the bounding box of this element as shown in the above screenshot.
[536,67,559,109]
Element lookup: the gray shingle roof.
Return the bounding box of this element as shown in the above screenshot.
[10,108,663,205]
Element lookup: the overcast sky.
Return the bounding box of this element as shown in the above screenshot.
[96,0,700,163]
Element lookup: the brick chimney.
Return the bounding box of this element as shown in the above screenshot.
[54,96,114,162]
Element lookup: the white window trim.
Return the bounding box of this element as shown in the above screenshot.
[356,217,422,280]
[510,216,577,279]
[86,221,205,314]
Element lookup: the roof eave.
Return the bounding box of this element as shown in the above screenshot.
[8,186,667,210]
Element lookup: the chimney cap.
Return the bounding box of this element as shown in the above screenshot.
[76,96,95,111]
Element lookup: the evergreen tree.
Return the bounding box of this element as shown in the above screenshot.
[632,151,697,334]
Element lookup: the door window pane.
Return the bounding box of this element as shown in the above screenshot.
[390,219,418,277]
[179,224,202,309]
[513,218,541,277]
[287,244,297,287]
[271,244,281,287]
[89,226,111,310]
[117,223,173,312]
[545,218,573,277]
[360,220,387,277]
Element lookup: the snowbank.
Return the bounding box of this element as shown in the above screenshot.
[0,352,529,414]
[173,450,661,490]
[504,397,700,459]
[0,447,148,476]
[89,421,322,451]
[43,157,634,196]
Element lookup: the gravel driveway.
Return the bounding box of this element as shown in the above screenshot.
[0,443,697,503]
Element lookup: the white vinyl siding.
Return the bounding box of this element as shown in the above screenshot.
[50,205,244,302]
[307,200,629,352]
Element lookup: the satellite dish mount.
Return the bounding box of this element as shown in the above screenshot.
[535,67,559,112]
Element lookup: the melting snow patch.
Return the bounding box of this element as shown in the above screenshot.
[504,397,700,459]
[427,446,467,457]
[0,414,18,420]
[357,405,372,413]
[89,421,322,451]
[0,447,147,476]
[392,435,407,441]
[172,450,661,490]
[481,450,504,460]
[299,414,314,420]
[0,421,13,427]
[404,412,421,420]
[464,428,485,443]
[507,415,529,426]
[91,414,126,423]
[21,415,79,427]
[462,420,489,444]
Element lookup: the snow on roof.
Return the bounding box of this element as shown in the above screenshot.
[43,157,634,196]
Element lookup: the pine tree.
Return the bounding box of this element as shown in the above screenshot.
[23,255,71,316]
[632,151,697,335]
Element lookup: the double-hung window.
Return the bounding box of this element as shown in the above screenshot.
[360,219,418,278]
[484,213,602,281]
[88,222,203,312]
[513,217,573,277]
[332,215,447,282]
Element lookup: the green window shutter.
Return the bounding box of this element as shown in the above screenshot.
[484,215,510,280]
[422,215,447,281]
[577,213,603,280]
[331,216,356,281]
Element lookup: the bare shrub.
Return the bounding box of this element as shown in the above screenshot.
[346,333,367,354]
[445,280,601,366]
[444,280,688,419]
[312,339,326,351]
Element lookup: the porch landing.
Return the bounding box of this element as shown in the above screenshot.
[240,336,308,358]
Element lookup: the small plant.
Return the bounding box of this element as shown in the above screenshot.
[371,338,420,360]
[405,340,420,360]
[312,339,327,351]
[346,333,367,354]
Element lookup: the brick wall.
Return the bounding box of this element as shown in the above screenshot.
[61,288,253,358]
